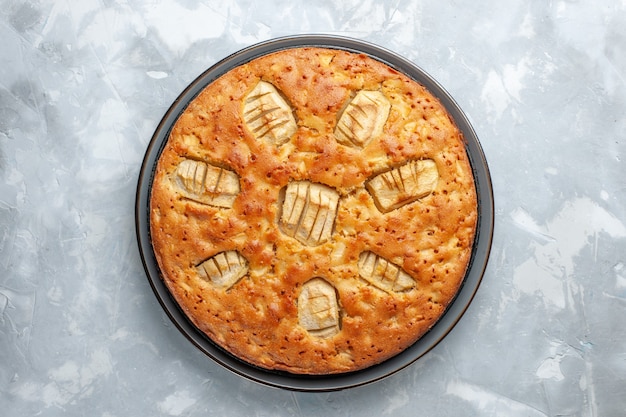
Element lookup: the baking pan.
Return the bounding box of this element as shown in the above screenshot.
[135,34,494,391]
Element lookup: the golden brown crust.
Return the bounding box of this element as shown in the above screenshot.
[149,47,478,374]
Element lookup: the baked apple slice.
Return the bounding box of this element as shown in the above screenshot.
[243,81,297,145]
[335,90,390,148]
[298,278,341,338]
[366,159,438,213]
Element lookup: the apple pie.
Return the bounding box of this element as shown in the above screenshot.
[149,46,478,374]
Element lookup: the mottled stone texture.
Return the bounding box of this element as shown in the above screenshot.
[0,0,625,415]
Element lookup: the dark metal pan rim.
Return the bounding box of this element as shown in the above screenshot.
[135,34,494,392]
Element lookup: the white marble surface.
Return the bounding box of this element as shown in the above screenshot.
[1,0,625,415]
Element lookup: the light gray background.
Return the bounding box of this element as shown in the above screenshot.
[1,0,625,415]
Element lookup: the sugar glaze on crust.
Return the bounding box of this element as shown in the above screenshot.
[149,47,478,375]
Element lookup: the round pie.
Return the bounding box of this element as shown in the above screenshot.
[149,47,478,375]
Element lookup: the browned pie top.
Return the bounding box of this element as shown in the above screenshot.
[149,47,478,375]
